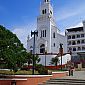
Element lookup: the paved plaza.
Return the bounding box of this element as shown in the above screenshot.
[63,71,85,80]
[40,71,85,85]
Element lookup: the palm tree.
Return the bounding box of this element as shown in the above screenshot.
[27,53,40,66]
[50,56,59,66]
[27,52,32,66]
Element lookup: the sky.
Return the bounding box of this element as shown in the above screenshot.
[0,0,85,48]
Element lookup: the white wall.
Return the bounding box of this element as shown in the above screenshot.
[27,0,67,66]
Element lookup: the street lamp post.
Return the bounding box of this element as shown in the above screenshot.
[45,50,47,67]
[60,43,63,70]
[31,30,38,75]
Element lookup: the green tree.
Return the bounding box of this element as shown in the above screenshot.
[26,52,32,66]
[34,55,41,65]
[0,25,27,72]
[50,56,59,66]
[26,53,40,66]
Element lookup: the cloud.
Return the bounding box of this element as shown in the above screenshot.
[12,22,36,48]
[69,22,83,29]
[10,0,85,49]
[59,22,83,35]
[55,3,85,21]
[56,11,78,21]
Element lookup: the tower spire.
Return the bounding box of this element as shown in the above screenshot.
[40,0,53,16]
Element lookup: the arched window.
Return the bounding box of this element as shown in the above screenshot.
[43,30,44,37]
[77,34,80,38]
[45,30,46,37]
[68,35,71,39]
[45,0,49,2]
[81,34,84,37]
[42,10,44,14]
[82,46,85,50]
[40,44,45,53]
[81,40,85,44]
[41,31,42,37]
[50,11,52,14]
[45,9,46,14]
[77,40,80,44]
[73,48,76,51]
[53,32,55,38]
[72,41,76,45]
[77,47,81,51]
[54,43,55,47]
[72,35,75,39]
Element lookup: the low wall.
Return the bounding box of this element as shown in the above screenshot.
[0,71,68,85]
[52,71,68,79]
[0,80,11,85]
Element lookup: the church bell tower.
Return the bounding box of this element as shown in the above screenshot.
[36,0,56,53]
[40,0,53,17]
[27,0,66,66]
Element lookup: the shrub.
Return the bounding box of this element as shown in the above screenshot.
[35,64,43,71]
[15,70,31,75]
[38,67,48,75]
[36,64,48,75]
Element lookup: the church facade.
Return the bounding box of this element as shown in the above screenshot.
[27,0,67,66]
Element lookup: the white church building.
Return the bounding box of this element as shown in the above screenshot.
[27,0,70,66]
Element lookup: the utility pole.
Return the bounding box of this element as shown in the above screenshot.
[60,43,63,70]
[31,31,38,75]
[45,50,47,67]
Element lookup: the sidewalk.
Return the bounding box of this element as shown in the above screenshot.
[63,71,85,80]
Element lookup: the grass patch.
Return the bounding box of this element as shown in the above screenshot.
[15,70,39,75]
[0,70,39,75]
[0,70,14,75]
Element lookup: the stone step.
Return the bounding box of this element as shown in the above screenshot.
[44,78,85,85]
[51,78,85,81]
[45,84,85,85]
[46,82,85,84]
[38,78,85,85]
[69,84,85,85]
[47,82,85,84]
[45,83,85,85]
[47,80,85,83]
